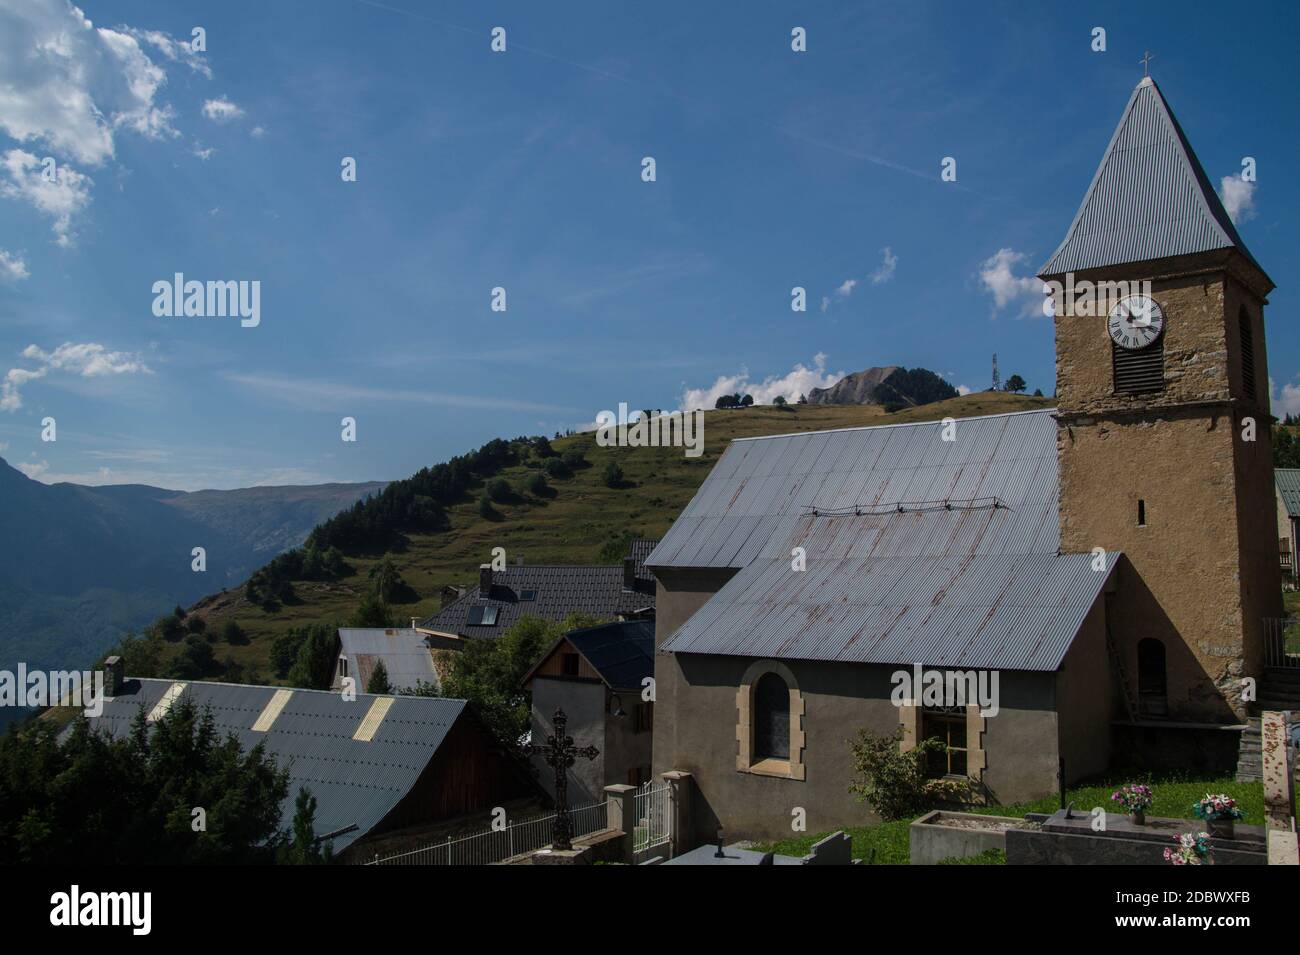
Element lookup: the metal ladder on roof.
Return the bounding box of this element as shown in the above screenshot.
[1105,611,1139,722]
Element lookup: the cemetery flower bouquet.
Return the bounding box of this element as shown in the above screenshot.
[1110,784,1154,813]
[1192,794,1244,821]
[1164,832,1212,866]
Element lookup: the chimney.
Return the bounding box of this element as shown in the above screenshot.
[103,655,123,697]
[623,556,637,591]
[479,563,493,596]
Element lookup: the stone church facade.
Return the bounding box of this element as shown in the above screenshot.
[647,77,1280,842]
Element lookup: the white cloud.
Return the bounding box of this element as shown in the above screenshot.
[120,27,211,79]
[835,278,858,298]
[0,148,93,245]
[250,124,266,139]
[0,249,30,282]
[870,247,897,285]
[202,97,244,123]
[680,353,845,410]
[978,247,1045,317]
[1219,175,1256,224]
[956,384,972,396]
[15,459,49,480]
[1271,375,1300,418]
[0,1,198,165]
[192,143,214,161]
[1,341,150,412]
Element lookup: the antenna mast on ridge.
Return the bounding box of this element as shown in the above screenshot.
[992,353,1001,392]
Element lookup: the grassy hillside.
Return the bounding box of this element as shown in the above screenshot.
[173,391,1052,682]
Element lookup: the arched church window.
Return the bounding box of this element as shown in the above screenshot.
[1239,307,1256,402]
[753,672,790,760]
[1137,638,1168,717]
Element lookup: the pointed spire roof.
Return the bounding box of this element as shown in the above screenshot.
[1040,77,1268,286]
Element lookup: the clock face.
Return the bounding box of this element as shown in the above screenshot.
[1108,295,1164,350]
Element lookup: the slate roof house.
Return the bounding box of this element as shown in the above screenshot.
[521,619,655,802]
[416,539,658,641]
[649,77,1281,842]
[80,668,534,861]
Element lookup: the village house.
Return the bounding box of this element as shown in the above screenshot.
[648,76,1283,842]
[1275,469,1300,585]
[521,619,655,804]
[331,627,445,694]
[80,661,536,862]
[415,539,658,641]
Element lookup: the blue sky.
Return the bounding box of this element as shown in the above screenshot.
[0,0,1296,490]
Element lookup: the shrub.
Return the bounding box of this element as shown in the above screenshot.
[487,477,511,502]
[602,462,624,488]
[478,495,497,519]
[561,447,585,470]
[221,620,247,645]
[543,457,570,479]
[525,471,549,495]
[847,728,964,820]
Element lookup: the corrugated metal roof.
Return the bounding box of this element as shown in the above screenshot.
[651,408,1121,671]
[1276,469,1300,518]
[76,679,466,851]
[660,552,1117,671]
[647,410,1061,570]
[1040,77,1267,282]
[336,628,438,693]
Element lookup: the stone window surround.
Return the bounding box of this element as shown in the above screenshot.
[898,700,986,784]
[736,659,806,781]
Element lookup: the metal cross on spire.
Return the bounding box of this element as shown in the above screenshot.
[523,707,599,851]
[1140,51,1155,77]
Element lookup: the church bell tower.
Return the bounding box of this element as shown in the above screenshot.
[1040,76,1280,723]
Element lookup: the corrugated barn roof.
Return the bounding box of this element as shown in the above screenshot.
[1039,76,1266,282]
[1276,469,1300,518]
[77,679,466,852]
[651,409,1119,672]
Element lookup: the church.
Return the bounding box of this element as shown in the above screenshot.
[646,76,1280,841]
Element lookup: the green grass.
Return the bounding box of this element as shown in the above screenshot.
[173,392,1050,681]
[755,772,1290,865]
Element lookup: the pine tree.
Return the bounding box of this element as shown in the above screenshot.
[366,660,392,694]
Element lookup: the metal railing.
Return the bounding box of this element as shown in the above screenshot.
[367,799,609,865]
[1264,617,1300,669]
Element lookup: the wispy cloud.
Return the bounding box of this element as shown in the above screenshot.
[870,246,898,285]
[225,372,582,415]
[2,341,150,412]
[679,353,844,410]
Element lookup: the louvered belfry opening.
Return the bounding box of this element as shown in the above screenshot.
[1112,338,1164,394]
[1239,307,1256,401]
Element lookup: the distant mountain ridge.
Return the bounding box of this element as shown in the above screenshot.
[807,365,958,410]
[0,458,385,683]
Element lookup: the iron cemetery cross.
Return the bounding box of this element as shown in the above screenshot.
[523,707,599,851]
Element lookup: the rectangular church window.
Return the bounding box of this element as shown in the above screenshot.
[922,708,967,778]
[1138,500,1146,526]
